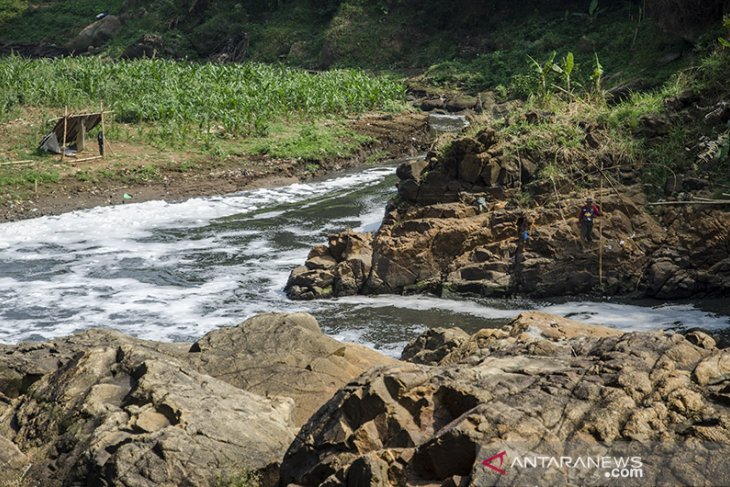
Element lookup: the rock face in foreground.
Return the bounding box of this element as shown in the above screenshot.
[0,313,391,487]
[280,312,730,486]
[0,330,295,487]
[190,312,397,426]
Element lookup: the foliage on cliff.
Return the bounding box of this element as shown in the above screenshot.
[1,0,728,93]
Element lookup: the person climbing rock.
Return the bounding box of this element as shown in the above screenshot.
[578,197,600,242]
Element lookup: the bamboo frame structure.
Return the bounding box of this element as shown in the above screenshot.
[53,104,114,161]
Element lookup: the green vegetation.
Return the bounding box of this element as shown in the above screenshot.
[213,469,259,487]
[0,0,125,43]
[0,1,698,96]
[237,121,373,160]
[420,2,691,95]
[0,55,404,200]
[0,167,59,187]
[476,34,730,202]
[0,56,405,140]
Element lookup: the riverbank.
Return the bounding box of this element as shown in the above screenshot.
[0,111,430,223]
[1,311,728,486]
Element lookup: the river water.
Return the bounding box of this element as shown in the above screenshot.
[1,165,728,356]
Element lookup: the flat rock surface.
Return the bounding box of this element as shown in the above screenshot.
[190,312,396,426]
[0,312,393,486]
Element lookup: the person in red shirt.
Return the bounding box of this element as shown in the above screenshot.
[578,196,600,242]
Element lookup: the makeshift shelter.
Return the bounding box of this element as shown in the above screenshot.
[38,106,112,161]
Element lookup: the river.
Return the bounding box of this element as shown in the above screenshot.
[1,164,728,356]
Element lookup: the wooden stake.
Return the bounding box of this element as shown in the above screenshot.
[61,106,68,162]
[598,159,604,287]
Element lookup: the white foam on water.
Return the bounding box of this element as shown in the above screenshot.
[538,301,730,331]
[325,327,416,359]
[0,162,728,350]
[0,166,395,343]
[333,294,523,320]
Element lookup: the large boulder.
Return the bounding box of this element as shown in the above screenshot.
[189,313,395,426]
[66,15,122,53]
[286,231,374,300]
[280,313,730,486]
[0,329,295,487]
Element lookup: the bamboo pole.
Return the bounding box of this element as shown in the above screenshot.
[46,110,114,123]
[647,200,730,205]
[72,155,104,163]
[598,159,604,287]
[0,160,35,166]
[61,106,68,162]
[105,139,115,155]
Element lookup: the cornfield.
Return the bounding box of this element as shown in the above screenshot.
[0,56,405,141]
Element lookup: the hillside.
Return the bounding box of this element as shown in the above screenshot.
[1,0,727,93]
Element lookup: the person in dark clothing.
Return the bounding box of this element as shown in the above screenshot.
[578,196,600,242]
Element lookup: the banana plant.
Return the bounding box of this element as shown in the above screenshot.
[527,51,560,100]
[561,52,575,94]
[590,53,604,95]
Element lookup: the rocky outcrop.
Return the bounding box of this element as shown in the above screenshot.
[286,231,374,300]
[279,312,730,486]
[66,15,122,53]
[288,126,729,300]
[400,327,470,365]
[0,313,392,487]
[189,312,396,426]
[0,330,294,487]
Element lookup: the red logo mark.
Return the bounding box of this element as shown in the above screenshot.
[483,450,507,475]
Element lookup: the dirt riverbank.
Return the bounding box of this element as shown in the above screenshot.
[0,111,431,223]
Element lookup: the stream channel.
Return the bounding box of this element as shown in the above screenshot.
[1,163,728,356]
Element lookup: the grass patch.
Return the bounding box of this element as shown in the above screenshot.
[0,167,59,187]
[235,120,372,160]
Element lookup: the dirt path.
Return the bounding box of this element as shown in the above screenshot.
[0,112,431,223]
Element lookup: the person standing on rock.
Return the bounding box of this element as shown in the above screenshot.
[578,197,600,242]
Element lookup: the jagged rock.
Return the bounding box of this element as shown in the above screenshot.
[417,97,445,111]
[66,15,122,53]
[396,159,428,181]
[190,313,394,426]
[290,120,728,301]
[280,313,730,486]
[0,329,295,487]
[401,327,470,365]
[286,231,373,299]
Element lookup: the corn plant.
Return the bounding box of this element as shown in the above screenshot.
[0,55,406,140]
